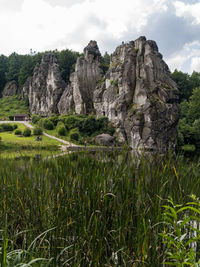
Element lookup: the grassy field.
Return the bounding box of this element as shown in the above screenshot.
[0,95,29,120]
[0,152,199,266]
[0,123,61,158]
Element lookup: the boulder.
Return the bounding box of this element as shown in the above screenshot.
[2,81,18,97]
[94,133,115,146]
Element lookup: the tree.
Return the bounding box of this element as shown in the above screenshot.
[188,87,200,122]
[0,55,8,96]
[171,69,192,102]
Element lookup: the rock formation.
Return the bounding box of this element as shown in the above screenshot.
[22,37,179,150]
[58,40,103,114]
[93,36,179,150]
[22,53,66,115]
[2,81,18,97]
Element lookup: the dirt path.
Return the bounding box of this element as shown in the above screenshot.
[0,121,77,147]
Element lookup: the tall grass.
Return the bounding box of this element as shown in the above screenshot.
[0,152,200,266]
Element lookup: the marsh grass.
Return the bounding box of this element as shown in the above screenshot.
[0,152,200,266]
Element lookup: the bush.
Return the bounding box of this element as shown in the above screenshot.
[70,128,80,141]
[31,115,41,124]
[13,124,18,130]
[33,126,43,136]
[49,114,59,126]
[43,119,54,130]
[57,126,67,136]
[9,115,14,121]
[1,123,14,131]
[56,122,67,136]
[14,129,22,135]
[70,132,79,141]
[23,127,31,137]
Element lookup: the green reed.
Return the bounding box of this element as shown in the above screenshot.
[0,152,200,266]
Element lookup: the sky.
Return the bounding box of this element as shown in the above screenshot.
[0,0,200,74]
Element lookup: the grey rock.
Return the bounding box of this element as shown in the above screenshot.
[22,53,66,116]
[95,133,115,146]
[94,37,179,150]
[58,40,103,114]
[2,81,18,97]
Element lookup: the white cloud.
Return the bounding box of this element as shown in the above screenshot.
[0,0,200,74]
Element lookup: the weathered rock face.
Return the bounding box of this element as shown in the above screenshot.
[94,134,116,146]
[2,81,18,97]
[94,36,179,150]
[22,53,66,116]
[58,40,103,114]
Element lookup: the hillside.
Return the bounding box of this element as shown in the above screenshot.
[0,95,29,120]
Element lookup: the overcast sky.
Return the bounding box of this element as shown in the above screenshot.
[0,0,200,73]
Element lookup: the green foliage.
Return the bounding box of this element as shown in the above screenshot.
[33,126,43,136]
[0,55,8,97]
[57,122,67,136]
[161,196,200,266]
[43,119,54,130]
[49,114,59,126]
[102,52,110,74]
[0,123,15,132]
[0,95,29,120]
[23,127,31,137]
[0,154,200,265]
[31,114,41,124]
[54,49,80,83]
[172,70,200,102]
[69,128,80,141]
[14,129,22,135]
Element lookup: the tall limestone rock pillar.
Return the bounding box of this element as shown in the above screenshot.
[94,36,179,150]
[22,53,66,116]
[58,41,103,114]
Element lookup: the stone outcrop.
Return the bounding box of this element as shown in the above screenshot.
[21,37,179,150]
[93,36,179,150]
[22,53,66,115]
[94,134,116,146]
[2,81,18,97]
[58,40,103,114]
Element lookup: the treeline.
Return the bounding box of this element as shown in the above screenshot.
[171,70,200,152]
[0,49,81,97]
[0,50,111,98]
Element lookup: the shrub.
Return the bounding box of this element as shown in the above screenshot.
[23,127,31,137]
[70,132,79,141]
[43,119,54,130]
[57,126,67,136]
[9,115,14,121]
[33,126,43,136]
[49,114,59,126]
[14,129,22,135]
[13,124,18,130]
[78,115,97,135]
[56,122,67,136]
[1,123,14,131]
[70,128,80,141]
[31,115,41,124]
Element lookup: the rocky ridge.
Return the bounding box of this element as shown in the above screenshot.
[22,37,179,150]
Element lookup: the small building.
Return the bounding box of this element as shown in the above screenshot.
[13,114,29,121]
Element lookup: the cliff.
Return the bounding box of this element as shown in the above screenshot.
[94,37,179,150]
[22,37,179,150]
[58,40,103,114]
[22,53,66,115]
